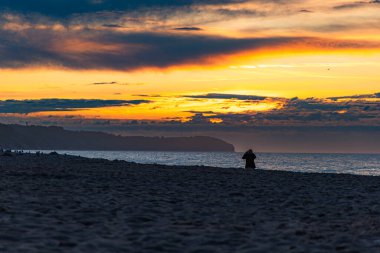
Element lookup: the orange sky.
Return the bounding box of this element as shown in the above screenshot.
[0,0,380,122]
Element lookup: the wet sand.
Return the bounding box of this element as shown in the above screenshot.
[1,153,380,253]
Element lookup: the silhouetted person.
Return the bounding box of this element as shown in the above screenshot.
[242,149,256,169]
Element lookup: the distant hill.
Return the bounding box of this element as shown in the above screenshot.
[0,123,235,152]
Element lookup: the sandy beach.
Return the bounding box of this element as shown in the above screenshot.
[1,153,380,253]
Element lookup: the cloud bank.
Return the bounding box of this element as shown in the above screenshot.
[0,28,378,70]
[0,99,150,113]
[0,0,253,17]
[1,93,379,127]
[0,1,379,70]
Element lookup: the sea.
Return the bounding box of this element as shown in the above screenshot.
[34,150,380,176]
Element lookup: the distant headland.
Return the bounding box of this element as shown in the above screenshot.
[0,123,235,152]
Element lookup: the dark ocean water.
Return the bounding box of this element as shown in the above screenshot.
[36,151,380,176]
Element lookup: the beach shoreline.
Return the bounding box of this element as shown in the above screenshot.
[1,153,380,252]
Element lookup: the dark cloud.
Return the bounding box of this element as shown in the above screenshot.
[0,0,250,18]
[185,93,270,101]
[173,27,203,31]
[91,81,144,86]
[0,0,295,32]
[286,98,350,111]
[214,8,260,17]
[334,2,367,10]
[91,81,118,85]
[133,94,163,98]
[0,29,377,70]
[333,1,380,10]
[0,99,150,114]
[307,23,378,33]
[0,29,300,70]
[328,92,380,101]
[102,24,124,28]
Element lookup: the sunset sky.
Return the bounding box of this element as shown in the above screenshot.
[0,0,379,152]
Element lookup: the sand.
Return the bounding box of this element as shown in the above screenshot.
[1,153,380,253]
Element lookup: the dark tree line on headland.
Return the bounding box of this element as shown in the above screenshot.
[0,123,234,152]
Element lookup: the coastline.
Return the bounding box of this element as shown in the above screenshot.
[1,153,380,252]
